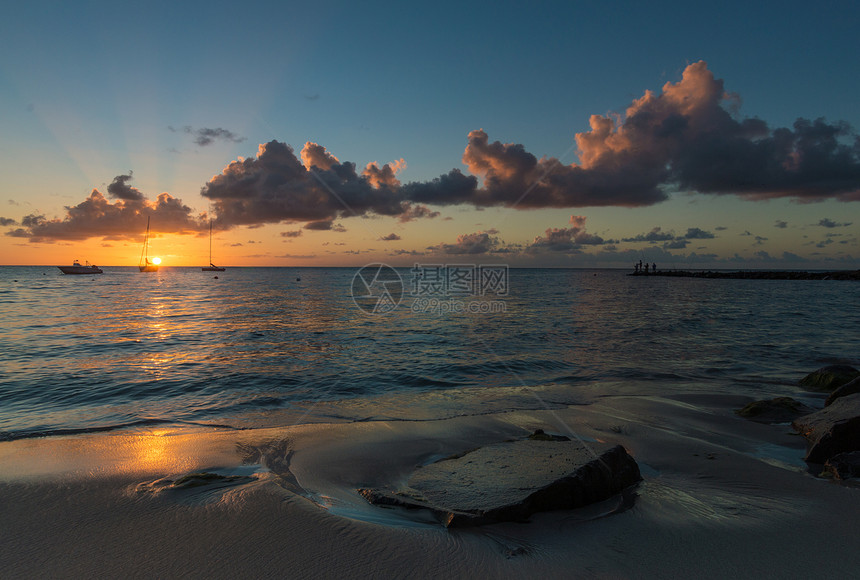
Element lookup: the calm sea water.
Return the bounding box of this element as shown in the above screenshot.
[1,266,858,439]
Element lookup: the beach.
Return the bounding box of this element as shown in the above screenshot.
[2,267,859,577]
[3,385,859,579]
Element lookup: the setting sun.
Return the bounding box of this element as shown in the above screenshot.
[152,257,162,265]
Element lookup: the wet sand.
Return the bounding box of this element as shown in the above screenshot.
[2,393,859,578]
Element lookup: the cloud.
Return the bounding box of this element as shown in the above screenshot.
[5,175,204,242]
[774,220,788,228]
[527,217,609,253]
[818,218,852,228]
[433,231,504,255]
[303,219,346,231]
[397,202,440,223]
[197,63,859,228]
[380,233,401,241]
[398,203,440,222]
[0,217,16,226]
[362,158,406,189]
[400,169,479,206]
[664,238,689,249]
[106,172,145,201]
[170,126,246,146]
[683,227,715,239]
[622,227,675,243]
[714,225,728,231]
[451,128,669,208]
[441,61,858,208]
[202,141,410,228]
[300,141,340,171]
[403,60,860,213]
[9,62,860,245]
[591,62,860,202]
[621,225,713,248]
[280,230,303,238]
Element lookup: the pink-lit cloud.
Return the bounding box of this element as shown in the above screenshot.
[6,174,205,242]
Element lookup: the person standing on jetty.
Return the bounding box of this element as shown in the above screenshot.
[652,262,657,273]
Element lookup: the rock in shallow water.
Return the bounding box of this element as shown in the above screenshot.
[735,397,815,423]
[358,440,641,527]
[792,393,860,464]
[825,377,860,407]
[799,365,860,393]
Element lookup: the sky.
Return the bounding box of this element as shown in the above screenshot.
[1,0,859,268]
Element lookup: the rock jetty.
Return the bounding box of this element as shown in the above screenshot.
[628,270,860,280]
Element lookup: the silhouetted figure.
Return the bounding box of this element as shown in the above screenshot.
[634,262,640,273]
[644,263,650,274]
[652,262,657,273]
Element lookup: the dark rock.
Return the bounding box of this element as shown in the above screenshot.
[822,451,860,480]
[792,393,860,463]
[799,365,860,392]
[734,397,815,423]
[825,377,860,406]
[358,440,641,527]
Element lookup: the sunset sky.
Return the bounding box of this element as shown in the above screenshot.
[2,0,859,268]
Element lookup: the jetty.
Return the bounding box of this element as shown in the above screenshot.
[628,270,860,280]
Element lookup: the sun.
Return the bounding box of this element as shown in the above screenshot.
[152,257,162,265]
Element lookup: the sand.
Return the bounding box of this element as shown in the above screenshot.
[2,392,859,579]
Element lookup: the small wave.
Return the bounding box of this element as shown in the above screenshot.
[0,418,247,442]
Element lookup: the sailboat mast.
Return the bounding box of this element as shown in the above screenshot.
[140,216,150,265]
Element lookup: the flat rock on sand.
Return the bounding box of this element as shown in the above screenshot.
[359,439,641,527]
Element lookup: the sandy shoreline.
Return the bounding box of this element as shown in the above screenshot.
[2,392,859,578]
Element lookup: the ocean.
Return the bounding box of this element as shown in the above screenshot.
[1,265,858,441]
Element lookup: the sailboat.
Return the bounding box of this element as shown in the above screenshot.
[139,216,159,272]
[202,219,225,272]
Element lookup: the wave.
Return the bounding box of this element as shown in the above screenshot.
[0,418,247,442]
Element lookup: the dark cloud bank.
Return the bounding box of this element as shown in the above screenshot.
[7,61,860,242]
